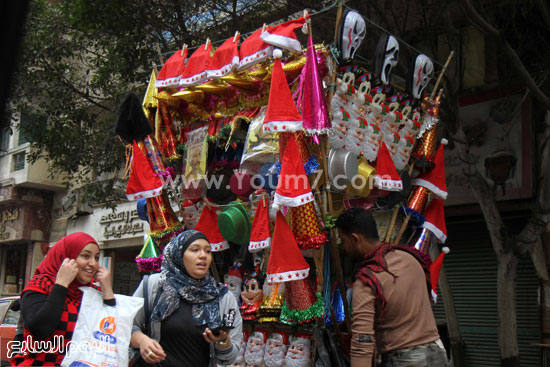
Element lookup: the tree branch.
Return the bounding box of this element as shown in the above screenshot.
[461,0,550,110]
[534,0,550,28]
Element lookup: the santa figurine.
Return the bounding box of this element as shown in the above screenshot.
[240,264,264,321]
[224,262,244,304]
[226,330,248,367]
[181,199,199,229]
[264,331,288,367]
[284,334,311,367]
[245,329,269,367]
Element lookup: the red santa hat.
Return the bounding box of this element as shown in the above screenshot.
[126,141,164,200]
[181,199,196,209]
[226,266,244,281]
[412,139,448,199]
[263,50,303,133]
[179,41,213,87]
[239,28,273,71]
[155,48,188,88]
[252,329,270,344]
[430,246,450,303]
[249,194,271,253]
[270,330,289,345]
[272,134,314,209]
[207,35,240,79]
[266,211,310,283]
[374,142,403,192]
[421,198,447,243]
[194,204,229,252]
[260,16,308,53]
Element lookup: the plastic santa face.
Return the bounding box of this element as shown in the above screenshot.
[284,338,311,367]
[245,332,266,366]
[224,273,243,302]
[348,117,368,156]
[264,333,287,367]
[181,204,198,229]
[241,277,263,305]
[339,10,366,62]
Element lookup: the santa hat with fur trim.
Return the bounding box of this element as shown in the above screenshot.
[412,139,448,199]
[249,194,271,253]
[126,141,163,200]
[194,204,229,252]
[272,134,314,209]
[263,49,303,133]
[180,41,213,87]
[239,28,274,71]
[207,35,240,78]
[421,198,447,243]
[156,48,188,88]
[430,247,450,303]
[266,211,310,283]
[374,142,403,191]
[260,16,308,53]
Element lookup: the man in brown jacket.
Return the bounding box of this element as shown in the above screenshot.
[336,208,448,367]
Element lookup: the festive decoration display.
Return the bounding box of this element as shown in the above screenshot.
[207,35,240,78]
[239,28,274,71]
[224,263,244,302]
[412,139,448,199]
[260,17,308,53]
[156,48,188,88]
[280,278,324,325]
[248,193,272,252]
[374,142,403,191]
[257,281,285,324]
[264,330,288,367]
[126,141,164,201]
[181,199,199,229]
[421,198,447,243]
[180,40,213,86]
[245,329,269,366]
[403,185,430,225]
[430,247,450,303]
[285,334,312,367]
[135,235,162,273]
[194,205,229,252]
[290,201,327,249]
[218,201,251,245]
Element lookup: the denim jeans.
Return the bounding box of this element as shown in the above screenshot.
[381,340,449,367]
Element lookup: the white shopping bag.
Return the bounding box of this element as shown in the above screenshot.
[61,287,144,367]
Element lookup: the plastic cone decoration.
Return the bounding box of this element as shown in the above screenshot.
[136,235,162,273]
[290,201,327,250]
[404,185,430,225]
[207,35,240,78]
[195,205,229,252]
[249,194,271,253]
[263,49,303,133]
[280,277,324,325]
[260,16,309,53]
[430,247,450,303]
[272,134,314,210]
[301,35,331,135]
[421,198,447,243]
[412,139,448,199]
[266,211,310,283]
[374,142,403,192]
[146,191,181,235]
[126,140,163,201]
[180,41,213,87]
[413,227,432,253]
[142,70,158,120]
[156,48,188,88]
[238,28,273,71]
[413,101,440,168]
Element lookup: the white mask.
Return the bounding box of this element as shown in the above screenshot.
[374,34,399,85]
[407,53,434,99]
[338,10,366,62]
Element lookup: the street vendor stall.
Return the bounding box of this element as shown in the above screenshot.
[115,4,453,366]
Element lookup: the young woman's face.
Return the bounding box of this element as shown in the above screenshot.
[75,243,100,284]
[183,238,212,279]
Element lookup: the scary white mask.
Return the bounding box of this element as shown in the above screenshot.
[374,34,399,85]
[338,9,366,63]
[407,53,434,99]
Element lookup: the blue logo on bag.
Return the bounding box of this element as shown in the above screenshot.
[93,316,117,344]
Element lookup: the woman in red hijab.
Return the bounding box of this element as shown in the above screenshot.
[10,232,114,366]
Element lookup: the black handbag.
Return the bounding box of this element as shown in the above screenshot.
[129,275,160,367]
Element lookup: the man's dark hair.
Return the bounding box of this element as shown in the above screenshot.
[335,208,379,242]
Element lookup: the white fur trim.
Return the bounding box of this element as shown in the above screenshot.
[210,240,230,252]
[126,185,163,201]
[411,178,448,199]
[374,176,403,192]
[421,221,447,243]
[155,75,182,88]
[260,32,302,53]
[431,289,437,304]
[179,71,209,87]
[238,46,273,71]
[441,138,448,145]
[263,120,303,133]
[266,267,310,283]
[248,237,271,253]
[442,246,450,254]
[273,191,314,208]
[206,57,239,78]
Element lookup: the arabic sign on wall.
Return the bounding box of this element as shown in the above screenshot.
[100,209,145,239]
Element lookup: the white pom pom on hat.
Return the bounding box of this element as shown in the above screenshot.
[441,138,448,145]
[273,48,283,59]
[442,246,450,254]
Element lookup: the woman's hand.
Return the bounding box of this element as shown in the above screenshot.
[55,258,78,287]
[138,334,166,364]
[95,266,114,299]
[203,328,231,350]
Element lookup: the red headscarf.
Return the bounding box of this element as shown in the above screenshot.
[25,232,99,301]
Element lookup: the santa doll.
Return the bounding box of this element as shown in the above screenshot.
[181,199,199,229]
[264,331,288,367]
[284,334,311,367]
[245,329,269,367]
[226,330,248,367]
[224,263,244,304]
[240,265,264,321]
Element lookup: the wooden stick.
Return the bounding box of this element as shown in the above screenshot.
[152,62,159,75]
[384,205,400,243]
[155,43,165,65]
[181,43,187,56]
[393,214,411,245]
[429,51,454,100]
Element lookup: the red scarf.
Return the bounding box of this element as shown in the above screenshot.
[355,242,431,315]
